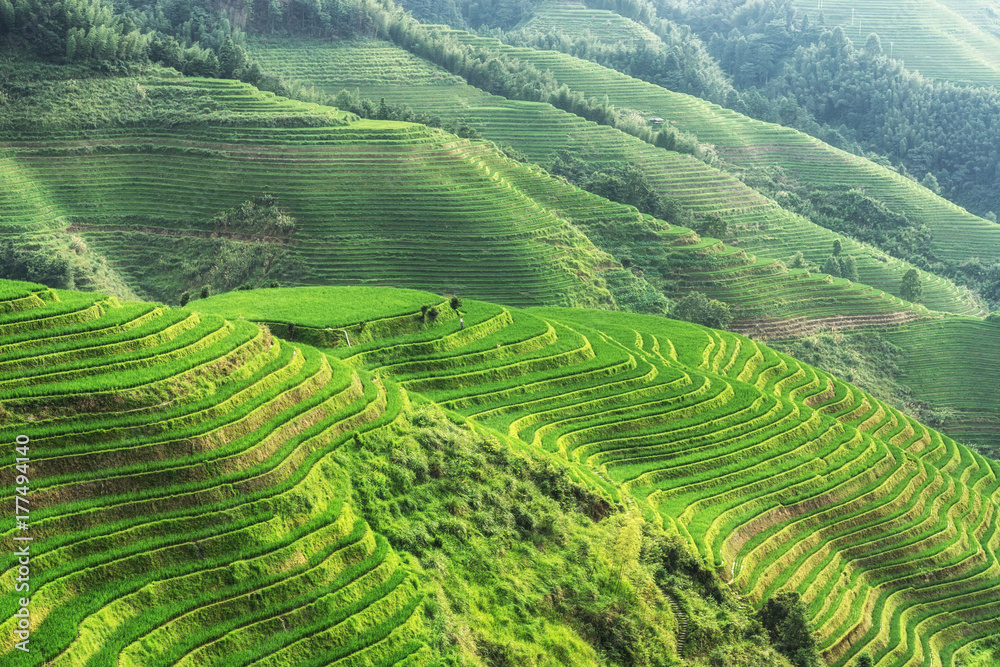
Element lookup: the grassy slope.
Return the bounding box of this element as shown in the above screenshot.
[0,279,430,665]
[198,284,1000,667]
[2,58,933,336]
[304,23,997,453]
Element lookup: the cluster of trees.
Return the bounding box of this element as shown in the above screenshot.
[756,591,823,667]
[0,0,148,65]
[673,291,733,330]
[548,152,687,224]
[330,90,483,138]
[788,241,858,282]
[393,0,532,30]
[211,195,296,237]
[0,242,74,289]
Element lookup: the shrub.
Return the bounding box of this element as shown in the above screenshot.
[200,285,210,299]
[450,296,462,310]
[179,292,190,307]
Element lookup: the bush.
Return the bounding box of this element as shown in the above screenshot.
[179,292,190,307]
[450,296,462,310]
[200,285,210,299]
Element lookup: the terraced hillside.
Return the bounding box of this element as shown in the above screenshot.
[885,317,1000,455]
[786,0,1000,86]
[0,72,623,310]
[197,286,1000,667]
[0,281,431,665]
[427,27,1000,273]
[250,38,985,321]
[518,1,658,47]
[2,67,941,335]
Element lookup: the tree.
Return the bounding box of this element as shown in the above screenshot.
[673,292,734,330]
[694,213,727,239]
[856,655,874,667]
[218,36,249,79]
[832,238,843,256]
[901,268,923,303]
[839,254,858,281]
[179,292,191,307]
[822,255,842,277]
[789,251,806,269]
[66,31,78,61]
[921,172,941,195]
[0,0,13,32]
[757,591,822,667]
[450,295,462,310]
[200,285,211,299]
[611,512,644,592]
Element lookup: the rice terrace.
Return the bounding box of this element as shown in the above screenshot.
[2,0,1000,666]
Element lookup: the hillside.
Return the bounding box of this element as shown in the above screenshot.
[0,61,943,339]
[517,1,659,47]
[193,285,1000,667]
[3,279,999,665]
[249,36,986,322]
[0,278,812,666]
[1,2,999,663]
[0,66,625,310]
[426,27,1000,272]
[883,317,1000,457]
